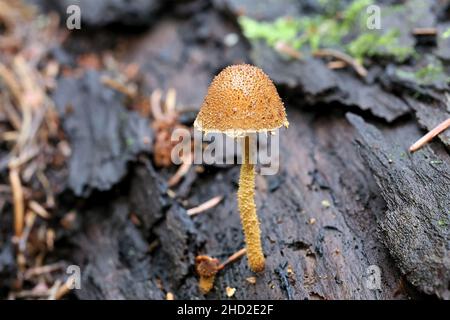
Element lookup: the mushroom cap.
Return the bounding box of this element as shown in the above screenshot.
[195,256,220,277]
[194,64,288,137]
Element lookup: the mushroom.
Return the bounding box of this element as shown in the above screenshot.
[409,117,450,152]
[194,64,288,272]
[195,248,247,294]
[195,255,220,294]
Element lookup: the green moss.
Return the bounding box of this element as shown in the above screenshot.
[239,14,346,51]
[321,199,331,208]
[416,63,444,80]
[126,137,135,147]
[395,61,450,85]
[438,219,448,227]
[238,0,415,64]
[341,0,372,29]
[239,17,303,48]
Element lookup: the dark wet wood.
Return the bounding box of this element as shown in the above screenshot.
[53,71,153,196]
[71,107,423,300]
[348,113,450,299]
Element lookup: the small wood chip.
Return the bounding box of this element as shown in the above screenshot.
[168,160,192,187]
[129,213,141,226]
[46,228,55,251]
[246,277,257,285]
[166,189,177,198]
[165,88,177,113]
[60,211,77,230]
[101,76,137,98]
[17,211,36,253]
[150,89,164,121]
[225,286,236,297]
[327,60,347,69]
[287,265,294,276]
[166,292,175,300]
[24,262,66,280]
[148,240,160,253]
[54,276,75,300]
[195,165,205,173]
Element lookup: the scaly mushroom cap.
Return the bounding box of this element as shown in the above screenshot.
[194,64,288,137]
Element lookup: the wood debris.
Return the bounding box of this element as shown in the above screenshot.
[313,48,368,77]
[275,41,302,60]
[225,286,236,297]
[246,277,257,284]
[151,88,191,169]
[0,1,69,299]
[412,27,437,36]
[409,118,450,152]
[195,248,246,294]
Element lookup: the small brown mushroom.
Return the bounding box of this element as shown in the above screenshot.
[194,64,288,272]
[195,248,246,294]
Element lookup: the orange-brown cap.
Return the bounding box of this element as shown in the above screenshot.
[194,64,288,137]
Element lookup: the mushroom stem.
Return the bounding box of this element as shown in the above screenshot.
[238,136,265,272]
[199,275,215,294]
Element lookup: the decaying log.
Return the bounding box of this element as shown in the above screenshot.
[69,107,420,300]
[73,197,164,300]
[178,108,413,299]
[53,71,153,197]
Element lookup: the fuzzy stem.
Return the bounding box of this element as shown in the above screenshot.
[237,136,265,272]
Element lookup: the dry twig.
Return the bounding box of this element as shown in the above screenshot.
[314,48,368,77]
[412,27,437,36]
[409,118,450,152]
[274,41,303,60]
[187,196,223,216]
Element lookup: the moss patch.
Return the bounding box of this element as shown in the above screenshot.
[396,60,450,85]
[239,0,415,64]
